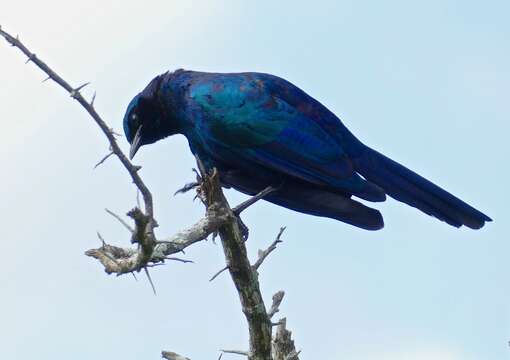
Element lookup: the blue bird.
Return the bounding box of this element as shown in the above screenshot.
[123,70,491,230]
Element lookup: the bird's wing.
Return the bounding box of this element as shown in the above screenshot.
[187,73,384,201]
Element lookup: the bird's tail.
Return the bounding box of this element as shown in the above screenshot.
[353,146,492,229]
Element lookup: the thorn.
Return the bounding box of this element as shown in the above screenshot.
[144,267,157,295]
[96,231,106,246]
[91,91,96,107]
[233,184,280,215]
[105,208,134,233]
[10,34,19,46]
[209,265,228,282]
[70,82,90,98]
[93,151,114,169]
[42,76,51,83]
[25,53,36,64]
[75,82,90,92]
[133,165,142,172]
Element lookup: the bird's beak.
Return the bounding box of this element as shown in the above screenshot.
[129,125,143,160]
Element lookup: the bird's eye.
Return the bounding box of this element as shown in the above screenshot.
[131,113,138,122]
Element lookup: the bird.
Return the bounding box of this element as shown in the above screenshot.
[123,69,491,230]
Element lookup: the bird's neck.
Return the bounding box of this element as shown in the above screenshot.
[155,73,189,137]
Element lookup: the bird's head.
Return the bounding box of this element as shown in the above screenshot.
[123,74,177,159]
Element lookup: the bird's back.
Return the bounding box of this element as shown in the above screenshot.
[162,70,491,229]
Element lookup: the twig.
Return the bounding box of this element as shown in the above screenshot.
[144,267,157,295]
[233,185,279,215]
[174,181,200,196]
[94,151,114,169]
[96,231,106,246]
[220,350,250,357]
[268,291,285,319]
[252,227,286,270]
[0,26,157,272]
[85,204,229,274]
[105,208,134,233]
[209,265,229,282]
[165,257,193,264]
[161,351,191,360]
[0,27,154,217]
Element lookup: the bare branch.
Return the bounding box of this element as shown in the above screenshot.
[144,267,157,295]
[268,291,285,319]
[85,204,228,274]
[0,26,159,273]
[161,351,191,360]
[272,319,300,360]
[1,26,305,360]
[165,257,194,264]
[198,167,273,360]
[252,227,286,270]
[96,231,106,246]
[174,181,200,196]
[220,349,250,357]
[94,151,114,169]
[209,265,229,282]
[105,208,134,233]
[0,26,154,217]
[233,185,279,215]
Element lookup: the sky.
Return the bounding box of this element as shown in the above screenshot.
[1,1,509,359]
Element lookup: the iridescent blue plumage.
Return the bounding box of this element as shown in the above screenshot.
[123,70,492,230]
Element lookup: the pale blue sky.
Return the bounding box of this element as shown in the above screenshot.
[1,1,509,359]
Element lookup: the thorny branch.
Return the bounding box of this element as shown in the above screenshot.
[200,170,273,360]
[0,27,153,216]
[1,26,300,360]
[253,227,286,271]
[0,26,156,272]
[85,204,228,274]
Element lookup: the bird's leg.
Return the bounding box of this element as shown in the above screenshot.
[233,184,281,215]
